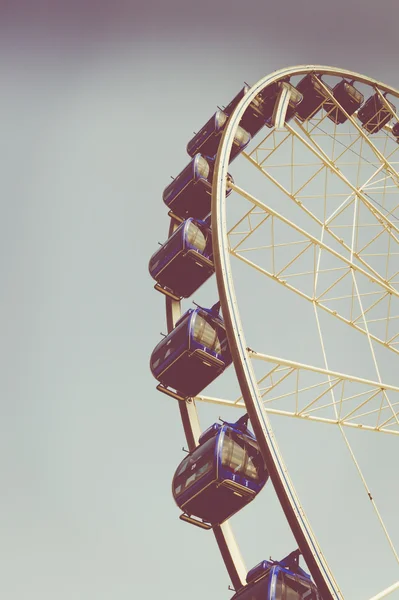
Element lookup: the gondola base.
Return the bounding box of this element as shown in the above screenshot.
[179,513,212,530]
[168,210,184,223]
[156,383,186,401]
[153,283,181,301]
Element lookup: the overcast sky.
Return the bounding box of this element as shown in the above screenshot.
[0,2,398,600]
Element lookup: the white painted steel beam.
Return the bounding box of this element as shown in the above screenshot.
[368,581,399,600]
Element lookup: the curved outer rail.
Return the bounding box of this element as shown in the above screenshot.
[210,64,398,599]
[164,221,247,592]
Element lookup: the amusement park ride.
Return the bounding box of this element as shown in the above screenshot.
[148,66,399,600]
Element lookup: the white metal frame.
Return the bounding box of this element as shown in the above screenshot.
[211,66,399,600]
[198,351,399,434]
[157,65,399,600]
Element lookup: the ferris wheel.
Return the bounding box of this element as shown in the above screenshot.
[149,66,399,600]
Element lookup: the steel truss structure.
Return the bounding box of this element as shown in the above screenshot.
[158,66,399,600]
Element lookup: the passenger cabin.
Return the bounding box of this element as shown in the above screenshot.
[173,416,268,528]
[187,110,251,162]
[295,73,332,122]
[357,93,396,133]
[163,154,233,221]
[231,550,321,600]
[150,303,232,399]
[223,82,302,137]
[325,79,364,124]
[149,218,214,300]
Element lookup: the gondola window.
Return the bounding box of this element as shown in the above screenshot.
[192,314,222,354]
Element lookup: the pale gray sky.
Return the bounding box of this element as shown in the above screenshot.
[0,2,398,599]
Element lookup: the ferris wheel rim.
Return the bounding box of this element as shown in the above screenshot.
[210,64,399,600]
[155,65,399,600]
